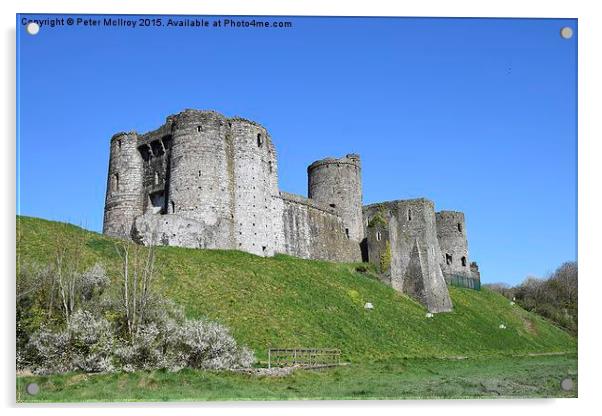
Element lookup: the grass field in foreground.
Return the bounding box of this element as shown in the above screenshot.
[17,216,576,363]
[17,354,577,402]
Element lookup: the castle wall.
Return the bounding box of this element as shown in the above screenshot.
[307,154,364,242]
[103,132,144,238]
[279,192,361,262]
[363,199,453,313]
[435,211,471,279]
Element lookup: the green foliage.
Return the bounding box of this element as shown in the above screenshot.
[17,216,576,364]
[379,241,391,273]
[367,210,387,228]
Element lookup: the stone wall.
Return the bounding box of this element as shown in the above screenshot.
[435,211,471,279]
[307,154,364,242]
[279,192,361,262]
[363,199,453,313]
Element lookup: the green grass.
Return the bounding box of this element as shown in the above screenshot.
[17,354,577,402]
[16,215,576,363]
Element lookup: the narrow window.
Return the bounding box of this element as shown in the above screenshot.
[257,133,263,147]
[197,125,202,133]
[117,139,122,150]
[154,171,159,185]
[112,173,119,193]
[461,256,467,267]
[446,253,452,265]
[457,223,463,233]
[345,228,350,239]
[407,208,412,221]
[268,161,273,173]
[376,231,381,241]
[171,201,176,213]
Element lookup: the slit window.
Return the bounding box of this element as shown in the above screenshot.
[112,173,119,193]
[457,223,463,233]
[376,231,381,241]
[257,133,263,147]
[407,208,412,221]
[461,256,467,267]
[171,201,176,213]
[445,253,452,265]
[345,228,350,239]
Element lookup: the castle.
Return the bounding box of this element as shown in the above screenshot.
[103,109,481,313]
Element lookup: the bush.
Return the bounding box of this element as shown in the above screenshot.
[28,310,115,374]
[174,319,255,370]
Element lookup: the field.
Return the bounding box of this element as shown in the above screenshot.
[16,216,578,401]
[17,354,577,402]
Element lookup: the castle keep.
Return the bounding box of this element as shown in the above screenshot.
[103,109,480,312]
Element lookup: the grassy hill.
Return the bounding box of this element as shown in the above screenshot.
[17,216,576,363]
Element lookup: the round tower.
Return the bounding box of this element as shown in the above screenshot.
[230,117,280,256]
[307,154,364,242]
[435,211,471,277]
[103,131,144,238]
[167,110,235,248]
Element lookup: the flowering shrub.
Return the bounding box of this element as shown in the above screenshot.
[28,310,115,374]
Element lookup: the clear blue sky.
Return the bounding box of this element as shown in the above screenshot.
[16,15,577,285]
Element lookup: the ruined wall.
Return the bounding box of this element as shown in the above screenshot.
[279,192,361,262]
[363,199,453,313]
[435,211,471,279]
[103,132,144,238]
[307,154,364,242]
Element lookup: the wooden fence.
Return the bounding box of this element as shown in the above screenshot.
[267,348,341,368]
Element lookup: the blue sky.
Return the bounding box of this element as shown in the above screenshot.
[16,15,577,285]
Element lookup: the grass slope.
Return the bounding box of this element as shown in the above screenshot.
[17,216,576,362]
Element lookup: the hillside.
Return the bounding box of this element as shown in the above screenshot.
[17,216,576,362]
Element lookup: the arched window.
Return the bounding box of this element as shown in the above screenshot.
[461,256,467,267]
[257,133,263,147]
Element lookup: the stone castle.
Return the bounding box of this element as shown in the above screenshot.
[103,109,481,313]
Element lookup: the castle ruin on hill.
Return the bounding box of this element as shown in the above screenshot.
[103,109,481,313]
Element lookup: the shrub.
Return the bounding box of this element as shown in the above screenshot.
[28,310,115,374]
[173,319,254,370]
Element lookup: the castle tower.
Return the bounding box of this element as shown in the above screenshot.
[307,154,364,242]
[103,132,144,238]
[167,110,235,248]
[435,211,471,279]
[229,117,281,256]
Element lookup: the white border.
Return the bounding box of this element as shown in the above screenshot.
[3,1,600,415]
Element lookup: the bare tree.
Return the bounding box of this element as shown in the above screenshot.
[114,235,158,339]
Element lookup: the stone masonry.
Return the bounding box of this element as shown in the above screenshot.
[103,109,481,312]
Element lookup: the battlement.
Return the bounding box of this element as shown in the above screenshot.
[307,154,361,171]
